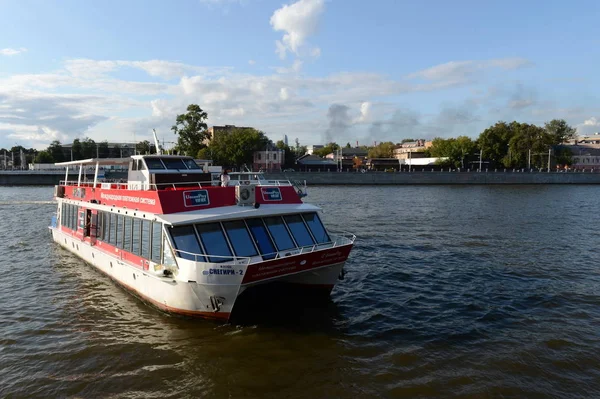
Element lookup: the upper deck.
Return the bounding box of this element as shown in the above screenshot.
[55,156,304,216]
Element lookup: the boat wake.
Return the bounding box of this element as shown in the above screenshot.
[0,200,55,206]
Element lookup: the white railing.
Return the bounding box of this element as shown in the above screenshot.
[172,230,356,264]
[172,249,253,265]
[59,179,298,191]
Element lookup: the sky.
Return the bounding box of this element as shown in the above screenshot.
[1,0,599,151]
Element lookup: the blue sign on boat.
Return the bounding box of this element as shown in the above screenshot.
[261,187,282,201]
[183,190,210,207]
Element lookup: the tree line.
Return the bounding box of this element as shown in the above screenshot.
[318,119,576,169]
[20,101,578,171]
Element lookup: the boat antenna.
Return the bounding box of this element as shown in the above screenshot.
[152,129,162,155]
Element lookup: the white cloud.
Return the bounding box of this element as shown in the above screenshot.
[270,0,324,59]
[353,102,371,124]
[0,55,550,150]
[583,117,599,127]
[310,47,321,58]
[0,48,27,56]
[407,58,532,82]
[248,59,256,65]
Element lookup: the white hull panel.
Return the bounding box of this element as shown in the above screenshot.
[51,228,345,321]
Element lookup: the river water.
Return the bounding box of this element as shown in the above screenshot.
[1,185,600,398]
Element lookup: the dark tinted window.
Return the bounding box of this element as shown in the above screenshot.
[144,158,165,169]
[223,220,258,257]
[151,222,162,263]
[109,213,117,245]
[303,213,330,243]
[284,214,315,247]
[141,220,150,259]
[246,219,276,260]
[116,215,124,248]
[170,225,205,262]
[264,216,295,251]
[196,223,232,263]
[123,217,132,252]
[162,158,187,170]
[183,158,200,169]
[132,218,141,256]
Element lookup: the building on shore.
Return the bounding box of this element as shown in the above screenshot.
[393,140,432,160]
[296,154,337,171]
[253,147,285,172]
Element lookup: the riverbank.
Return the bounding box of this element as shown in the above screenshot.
[266,170,600,185]
[3,169,600,185]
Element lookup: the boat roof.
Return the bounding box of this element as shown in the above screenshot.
[55,157,131,166]
[55,154,196,166]
[157,203,321,226]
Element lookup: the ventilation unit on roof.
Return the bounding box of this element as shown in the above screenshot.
[236,183,256,206]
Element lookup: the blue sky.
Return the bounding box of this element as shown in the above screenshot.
[1,0,599,150]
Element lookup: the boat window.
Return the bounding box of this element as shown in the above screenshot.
[109,213,117,246]
[101,212,109,242]
[170,225,205,262]
[263,216,296,251]
[302,213,331,243]
[141,220,150,259]
[123,216,133,252]
[131,160,137,171]
[163,235,177,267]
[116,215,124,249]
[150,222,162,263]
[161,158,187,170]
[246,219,277,260]
[144,158,166,170]
[284,214,315,247]
[195,223,233,263]
[183,158,201,169]
[223,220,258,257]
[132,218,141,256]
[137,159,146,170]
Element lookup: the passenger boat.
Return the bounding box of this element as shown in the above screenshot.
[49,154,355,321]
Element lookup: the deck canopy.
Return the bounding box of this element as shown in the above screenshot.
[55,158,131,166]
[157,203,321,226]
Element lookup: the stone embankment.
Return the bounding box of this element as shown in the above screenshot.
[3,170,600,185]
[265,170,600,185]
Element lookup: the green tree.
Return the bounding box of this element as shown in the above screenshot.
[136,140,154,154]
[401,138,416,144]
[81,137,96,159]
[313,142,339,157]
[275,140,296,168]
[171,104,209,156]
[544,119,577,144]
[34,150,54,163]
[71,139,83,160]
[429,136,476,168]
[97,141,110,158]
[477,122,513,167]
[48,140,65,162]
[208,127,270,167]
[367,141,395,158]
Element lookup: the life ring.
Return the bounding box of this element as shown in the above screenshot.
[361,169,366,173]
[240,188,250,201]
[243,180,250,185]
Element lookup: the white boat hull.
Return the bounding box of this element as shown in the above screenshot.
[50,227,347,321]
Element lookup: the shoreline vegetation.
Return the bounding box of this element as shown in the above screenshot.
[2,103,579,173]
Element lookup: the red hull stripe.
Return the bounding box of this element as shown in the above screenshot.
[62,183,302,215]
[242,244,352,284]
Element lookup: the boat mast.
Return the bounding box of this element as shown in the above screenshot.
[153,129,162,155]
